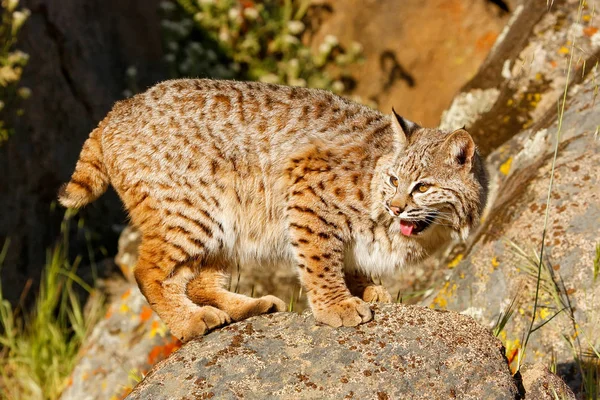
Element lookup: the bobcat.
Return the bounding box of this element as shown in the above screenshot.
[59,79,487,342]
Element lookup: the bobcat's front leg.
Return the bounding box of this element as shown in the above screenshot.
[345,271,393,303]
[287,216,372,328]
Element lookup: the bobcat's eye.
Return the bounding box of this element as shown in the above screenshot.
[414,183,430,193]
[389,176,398,187]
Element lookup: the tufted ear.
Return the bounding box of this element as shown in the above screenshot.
[442,129,475,169]
[391,108,420,147]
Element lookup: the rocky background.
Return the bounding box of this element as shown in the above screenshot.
[1,0,599,399]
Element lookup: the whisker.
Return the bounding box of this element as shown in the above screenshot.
[431,221,455,228]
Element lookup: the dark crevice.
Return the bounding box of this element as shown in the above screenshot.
[35,3,95,118]
[487,0,510,13]
[379,50,415,90]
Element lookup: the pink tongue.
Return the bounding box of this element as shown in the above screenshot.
[400,221,415,236]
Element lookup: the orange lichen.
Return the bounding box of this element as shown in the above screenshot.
[475,32,498,53]
[139,305,153,323]
[147,337,182,365]
[583,26,598,37]
[505,338,521,374]
[118,386,133,400]
[91,367,107,376]
[149,320,169,338]
[120,288,132,300]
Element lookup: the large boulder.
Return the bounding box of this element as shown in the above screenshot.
[128,304,520,400]
[426,32,600,392]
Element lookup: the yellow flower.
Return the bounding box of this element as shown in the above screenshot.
[499,157,512,176]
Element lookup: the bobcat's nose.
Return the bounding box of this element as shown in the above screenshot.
[389,205,404,216]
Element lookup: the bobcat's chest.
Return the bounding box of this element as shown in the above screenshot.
[346,228,408,276]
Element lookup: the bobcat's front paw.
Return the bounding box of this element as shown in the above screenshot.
[312,296,372,327]
[363,285,393,303]
[171,306,231,342]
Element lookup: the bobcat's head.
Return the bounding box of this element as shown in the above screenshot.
[381,110,488,242]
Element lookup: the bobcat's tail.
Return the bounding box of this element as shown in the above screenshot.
[58,125,109,209]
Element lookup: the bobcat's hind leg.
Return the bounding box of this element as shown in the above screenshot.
[345,271,393,303]
[134,239,230,342]
[186,263,286,322]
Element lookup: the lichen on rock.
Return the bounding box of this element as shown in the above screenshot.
[127,304,520,400]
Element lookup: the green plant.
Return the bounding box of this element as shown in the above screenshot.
[593,242,599,283]
[493,295,518,337]
[160,0,362,93]
[0,0,30,145]
[287,286,302,312]
[0,215,105,400]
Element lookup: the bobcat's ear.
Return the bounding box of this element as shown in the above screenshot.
[391,108,420,147]
[443,129,475,169]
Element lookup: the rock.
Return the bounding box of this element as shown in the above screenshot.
[441,0,600,155]
[520,363,576,399]
[426,33,600,392]
[128,304,519,400]
[60,284,179,400]
[311,0,510,126]
[115,225,142,283]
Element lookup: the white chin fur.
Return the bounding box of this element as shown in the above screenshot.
[459,226,470,241]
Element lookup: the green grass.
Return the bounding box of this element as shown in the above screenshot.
[0,217,105,400]
[493,295,518,337]
[593,243,599,283]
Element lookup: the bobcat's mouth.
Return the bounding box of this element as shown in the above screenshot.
[399,216,435,236]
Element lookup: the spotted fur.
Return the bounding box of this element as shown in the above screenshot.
[59,79,487,341]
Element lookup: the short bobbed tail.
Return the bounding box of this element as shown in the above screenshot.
[58,126,109,209]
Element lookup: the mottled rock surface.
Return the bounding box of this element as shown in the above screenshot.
[128,304,519,400]
[428,39,600,390]
[520,363,576,399]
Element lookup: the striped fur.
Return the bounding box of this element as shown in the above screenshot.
[59,79,487,341]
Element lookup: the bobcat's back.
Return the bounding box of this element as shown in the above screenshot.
[62,79,391,265]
